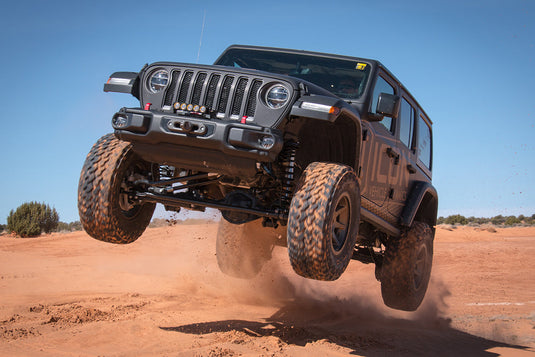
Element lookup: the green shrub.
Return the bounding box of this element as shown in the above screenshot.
[444,214,468,225]
[56,220,82,232]
[504,216,521,226]
[6,202,59,237]
[494,215,507,225]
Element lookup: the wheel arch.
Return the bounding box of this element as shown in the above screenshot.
[400,181,438,229]
[290,96,362,171]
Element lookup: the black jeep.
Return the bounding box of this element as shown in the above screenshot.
[78,45,438,311]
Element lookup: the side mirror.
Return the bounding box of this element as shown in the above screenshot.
[376,93,400,119]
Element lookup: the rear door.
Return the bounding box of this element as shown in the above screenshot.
[387,93,433,218]
[388,94,417,217]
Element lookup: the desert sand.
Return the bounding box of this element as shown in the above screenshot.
[1,223,534,356]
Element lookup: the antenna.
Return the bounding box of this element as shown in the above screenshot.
[196,10,206,64]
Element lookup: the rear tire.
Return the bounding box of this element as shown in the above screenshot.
[287,162,360,281]
[380,221,434,311]
[78,134,155,244]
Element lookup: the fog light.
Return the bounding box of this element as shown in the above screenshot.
[259,136,275,150]
[112,116,128,128]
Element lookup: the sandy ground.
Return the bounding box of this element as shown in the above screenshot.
[0,223,534,356]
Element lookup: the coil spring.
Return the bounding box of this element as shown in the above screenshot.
[280,141,299,210]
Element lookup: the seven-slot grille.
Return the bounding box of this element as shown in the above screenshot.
[163,69,263,120]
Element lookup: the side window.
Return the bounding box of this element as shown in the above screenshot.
[399,97,415,149]
[371,75,395,132]
[417,114,432,169]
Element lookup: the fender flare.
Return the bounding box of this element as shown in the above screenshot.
[290,95,359,123]
[290,95,363,169]
[400,181,438,228]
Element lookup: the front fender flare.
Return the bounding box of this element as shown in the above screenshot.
[290,95,359,123]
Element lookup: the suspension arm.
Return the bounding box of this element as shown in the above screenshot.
[135,191,289,221]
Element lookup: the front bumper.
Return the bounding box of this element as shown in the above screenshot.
[112,107,284,177]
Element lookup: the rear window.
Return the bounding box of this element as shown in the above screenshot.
[417,115,432,169]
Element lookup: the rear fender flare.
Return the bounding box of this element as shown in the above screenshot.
[400,181,438,228]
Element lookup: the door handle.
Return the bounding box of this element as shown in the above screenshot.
[386,147,400,165]
[407,164,417,174]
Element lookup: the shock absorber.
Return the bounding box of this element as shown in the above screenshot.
[158,165,175,180]
[280,141,299,211]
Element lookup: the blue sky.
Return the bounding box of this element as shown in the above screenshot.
[1,0,533,224]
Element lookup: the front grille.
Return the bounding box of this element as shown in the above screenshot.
[162,69,264,119]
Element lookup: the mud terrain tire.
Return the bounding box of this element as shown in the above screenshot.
[380,221,434,311]
[216,219,279,278]
[78,134,155,244]
[287,162,360,281]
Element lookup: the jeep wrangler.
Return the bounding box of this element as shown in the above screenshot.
[78,45,438,311]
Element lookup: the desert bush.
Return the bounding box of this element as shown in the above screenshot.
[437,214,534,227]
[444,214,468,225]
[6,202,59,237]
[491,215,505,225]
[56,221,82,232]
[504,216,521,226]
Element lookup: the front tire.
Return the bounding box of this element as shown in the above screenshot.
[78,134,155,244]
[380,221,434,311]
[287,162,360,281]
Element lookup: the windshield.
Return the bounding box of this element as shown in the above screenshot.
[215,48,371,100]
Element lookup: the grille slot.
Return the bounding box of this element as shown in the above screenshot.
[231,78,248,116]
[205,74,220,109]
[191,72,207,105]
[217,76,234,114]
[162,69,266,119]
[246,80,262,117]
[163,71,180,106]
[178,71,194,103]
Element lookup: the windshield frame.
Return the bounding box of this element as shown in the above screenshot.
[214,47,373,101]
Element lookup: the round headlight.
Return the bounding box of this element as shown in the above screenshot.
[265,84,289,109]
[148,70,169,93]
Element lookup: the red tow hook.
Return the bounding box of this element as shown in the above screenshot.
[144,103,152,110]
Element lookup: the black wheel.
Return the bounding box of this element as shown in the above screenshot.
[380,221,434,311]
[287,162,360,281]
[78,134,155,244]
[216,219,278,278]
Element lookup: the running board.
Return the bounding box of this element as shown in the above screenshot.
[360,207,401,237]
